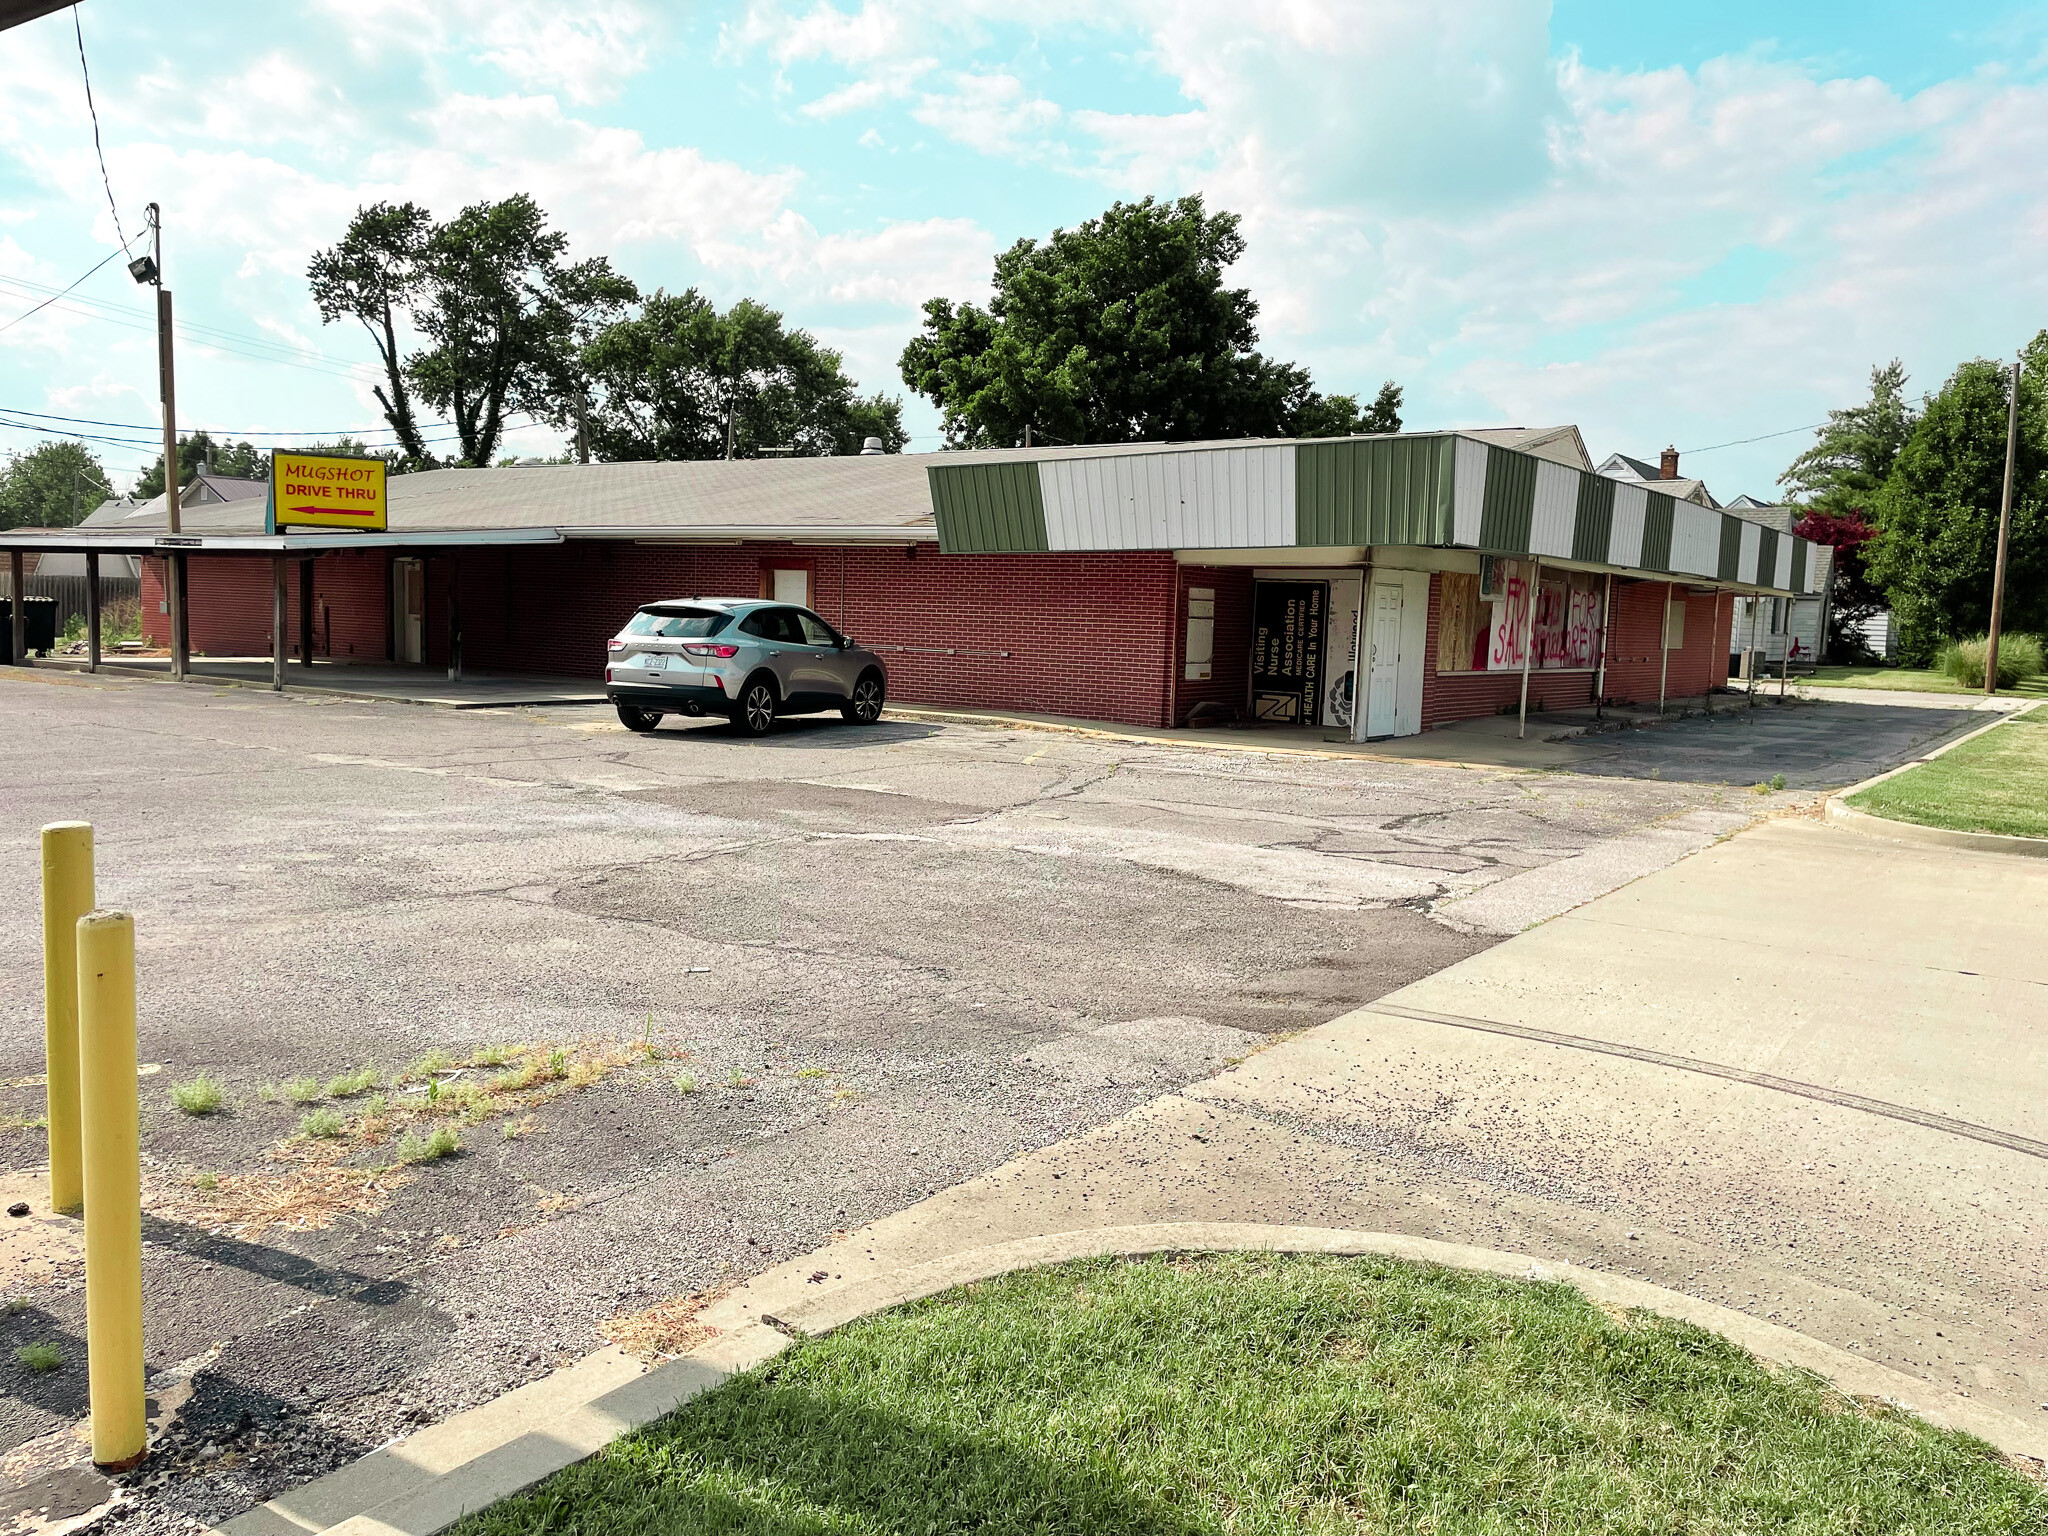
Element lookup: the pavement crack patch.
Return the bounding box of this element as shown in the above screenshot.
[1367,1002,2048,1162]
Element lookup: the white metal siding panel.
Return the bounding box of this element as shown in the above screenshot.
[1162,446,1294,548]
[1738,521,1761,585]
[1608,483,1647,568]
[1452,437,1488,545]
[1670,503,1720,577]
[1039,448,1294,550]
[1529,461,1579,558]
[1775,537,1794,591]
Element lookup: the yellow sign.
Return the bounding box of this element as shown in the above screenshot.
[267,451,387,532]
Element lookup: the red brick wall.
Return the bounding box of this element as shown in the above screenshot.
[1172,566,1254,723]
[1600,580,1731,706]
[146,542,1190,728]
[1418,572,1596,729]
[142,552,390,661]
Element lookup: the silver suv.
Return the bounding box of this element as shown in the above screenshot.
[605,598,888,736]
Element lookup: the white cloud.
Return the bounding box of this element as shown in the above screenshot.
[311,0,656,104]
[911,72,1063,158]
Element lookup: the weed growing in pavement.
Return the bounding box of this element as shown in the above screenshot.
[548,1047,568,1077]
[15,1343,60,1373]
[257,1083,278,1103]
[298,1107,346,1140]
[283,1076,322,1105]
[725,1070,755,1089]
[324,1065,380,1098]
[404,1049,458,1082]
[191,1172,219,1192]
[169,1074,225,1115]
[672,1073,698,1095]
[501,1117,535,1140]
[4,1299,31,1315]
[0,1112,49,1132]
[1770,773,1786,790]
[471,1043,519,1068]
[794,1066,828,1080]
[397,1125,460,1163]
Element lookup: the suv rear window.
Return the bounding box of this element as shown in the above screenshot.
[626,608,732,638]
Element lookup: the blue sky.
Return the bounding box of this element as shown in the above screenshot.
[3,0,2044,500]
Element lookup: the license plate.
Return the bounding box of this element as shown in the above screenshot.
[644,653,668,671]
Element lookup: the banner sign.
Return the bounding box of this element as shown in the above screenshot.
[1251,579,1326,723]
[267,451,387,533]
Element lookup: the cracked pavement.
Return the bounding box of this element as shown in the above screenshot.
[0,668,1985,1528]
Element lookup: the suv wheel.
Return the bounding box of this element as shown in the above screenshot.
[617,705,661,733]
[733,677,778,736]
[841,671,885,725]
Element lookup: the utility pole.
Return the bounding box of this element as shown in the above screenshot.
[1985,359,2020,696]
[130,203,185,679]
[572,390,590,465]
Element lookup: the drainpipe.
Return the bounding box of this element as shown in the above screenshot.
[1657,582,1672,715]
[1516,558,1540,740]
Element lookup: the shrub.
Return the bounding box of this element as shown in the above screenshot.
[298,1107,346,1139]
[1936,633,2045,690]
[169,1074,225,1115]
[15,1343,60,1373]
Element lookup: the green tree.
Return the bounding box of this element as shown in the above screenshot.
[408,194,636,468]
[1778,359,1915,516]
[0,440,113,528]
[134,431,265,497]
[1864,335,2048,663]
[308,202,437,467]
[582,288,909,461]
[900,195,1398,448]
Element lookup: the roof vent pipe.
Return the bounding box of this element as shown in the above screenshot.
[859,437,885,456]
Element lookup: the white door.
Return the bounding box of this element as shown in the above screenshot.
[1365,583,1403,738]
[393,558,425,664]
[771,568,809,606]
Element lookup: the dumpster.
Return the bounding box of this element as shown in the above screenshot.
[1,596,59,661]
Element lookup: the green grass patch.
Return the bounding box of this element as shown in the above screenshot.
[1848,718,2048,839]
[15,1343,61,1374]
[396,1124,460,1163]
[297,1106,346,1140]
[1804,664,2048,698]
[450,1253,2044,1536]
[168,1073,225,1115]
[323,1065,380,1099]
[282,1076,322,1105]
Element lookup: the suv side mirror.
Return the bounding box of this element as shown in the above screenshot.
[837,635,854,649]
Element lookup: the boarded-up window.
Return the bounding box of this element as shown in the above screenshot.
[1437,572,1485,673]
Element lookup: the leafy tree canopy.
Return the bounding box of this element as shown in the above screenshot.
[311,195,636,469]
[134,432,265,498]
[899,195,1400,447]
[1778,359,1915,517]
[1863,333,2048,663]
[0,440,113,528]
[582,288,909,461]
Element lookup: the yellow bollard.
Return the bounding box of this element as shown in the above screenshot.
[77,909,146,1471]
[41,822,94,1217]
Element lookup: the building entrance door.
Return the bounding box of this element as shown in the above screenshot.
[769,567,809,606]
[1365,582,1404,738]
[393,558,425,663]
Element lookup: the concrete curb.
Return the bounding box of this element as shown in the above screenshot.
[1824,709,2048,857]
[218,1220,2044,1533]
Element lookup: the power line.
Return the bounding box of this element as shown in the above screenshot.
[72,4,132,257]
[1677,421,1828,456]
[0,249,125,336]
[0,411,545,452]
[0,403,539,440]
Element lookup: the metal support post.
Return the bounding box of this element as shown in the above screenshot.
[77,909,146,1471]
[298,557,314,668]
[1516,558,1540,739]
[40,823,93,1216]
[1780,618,1792,699]
[1985,359,2020,696]
[271,556,287,691]
[1657,583,1673,715]
[446,554,463,683]
[1747,595,1761,707]
[169,555,189,681]
[7,549,23,666]
[85,552,101,672]
[1593,573,1613,718]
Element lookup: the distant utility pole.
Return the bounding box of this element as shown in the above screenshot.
[572,390,591,465]
[128,202,185,680]
[1984,358,2021,697]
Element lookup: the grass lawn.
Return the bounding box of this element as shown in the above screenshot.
[1802,665,2048,699]
[1848,711,2048,839]
[453,1254,2045,1534]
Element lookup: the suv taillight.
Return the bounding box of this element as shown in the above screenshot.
[683,643,739,658]
[607,639,626,652]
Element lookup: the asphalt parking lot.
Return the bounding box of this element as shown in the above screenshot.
[0,670,1982,1528]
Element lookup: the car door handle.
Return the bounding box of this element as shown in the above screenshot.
[765,650,781,657]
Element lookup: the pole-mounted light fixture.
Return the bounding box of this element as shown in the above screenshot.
[126,254,157,285]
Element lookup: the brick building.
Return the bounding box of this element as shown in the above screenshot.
[5,428,1818,741]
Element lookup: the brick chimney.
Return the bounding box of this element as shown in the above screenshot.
[1659,444,1680,480]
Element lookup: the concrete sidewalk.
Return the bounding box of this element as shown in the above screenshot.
[709,815,2048,1448]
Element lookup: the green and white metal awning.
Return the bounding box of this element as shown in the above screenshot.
[927,432,1815,595]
